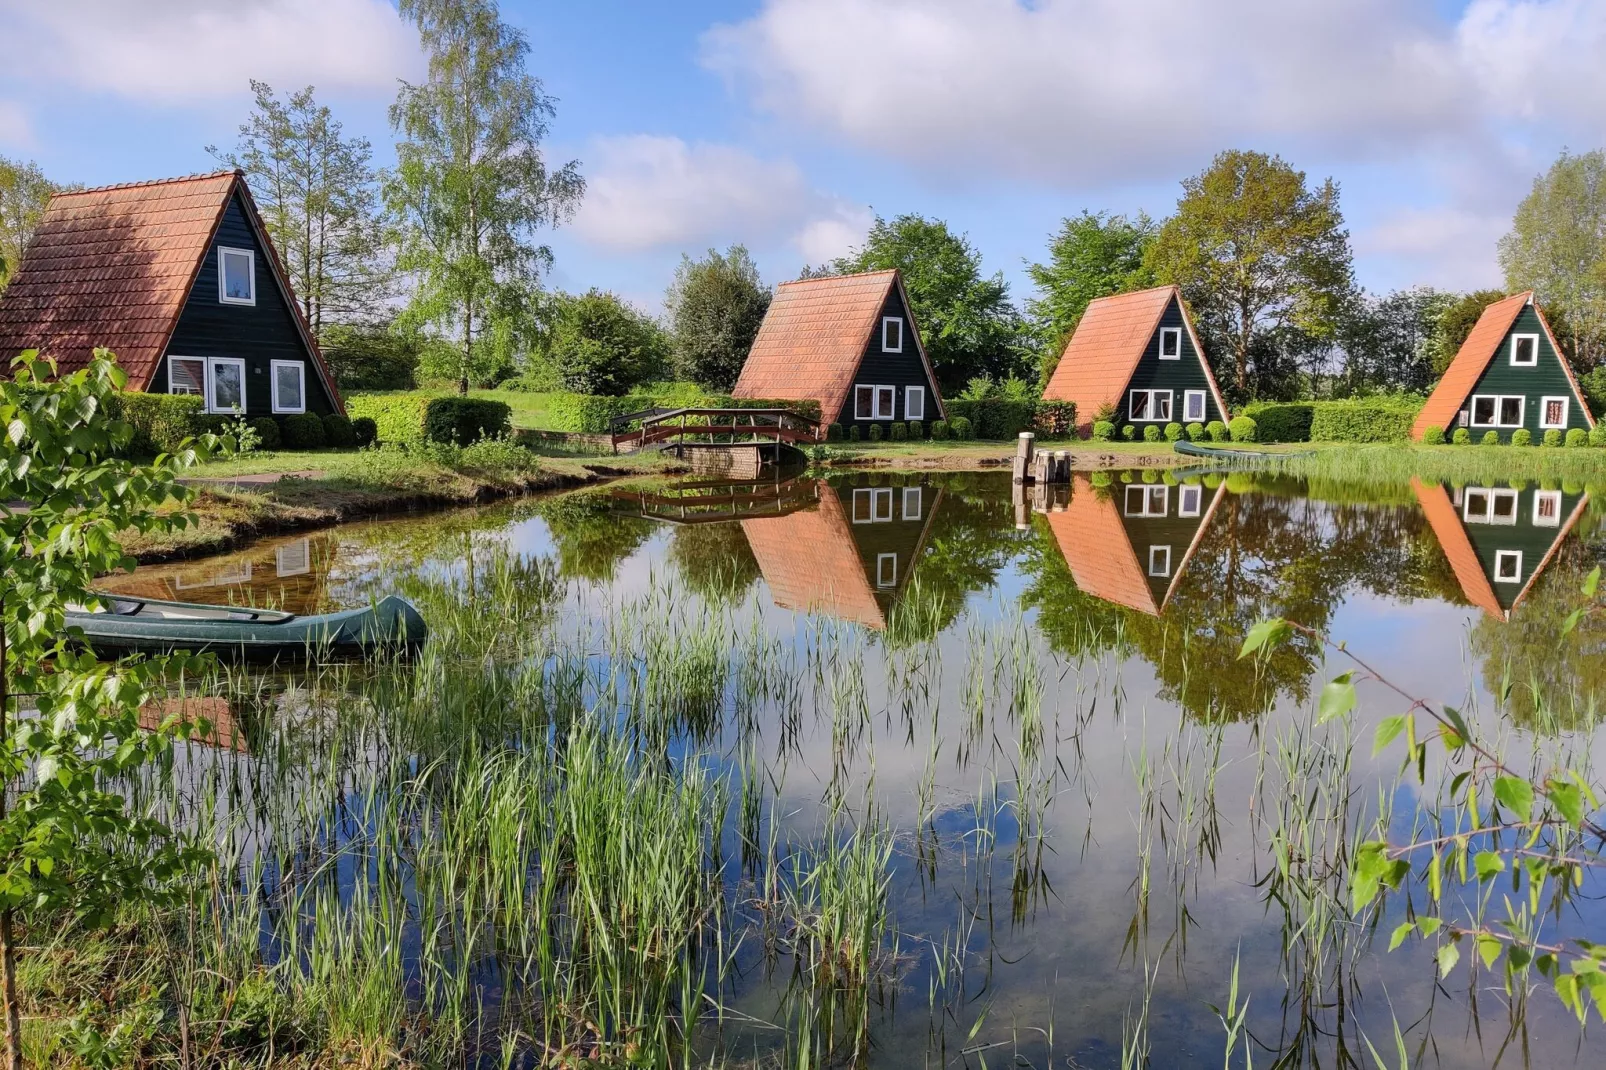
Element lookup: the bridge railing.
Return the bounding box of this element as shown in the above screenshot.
[611,407,822,451]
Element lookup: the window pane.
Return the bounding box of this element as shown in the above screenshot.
[170,358,205,395]
[1500,397,1522,425]
[1514,336,1535,364]
[1472,397,1495,424]
[1124,486,1146,515]
[275,363,303,410]
[852,490,872,523]
[873,488,892,520]
[1464,489,1488,519]
[884,319,902,351]
[1160,329,1179,357]
[905,387,924,420]
[902,487,922,520]
[1492,491,1516,520]
[1147,487,1167,514]
[1185,392,1204,421]
[222,250,253,301]
[877,386,895,417]
[1545,399,1563,425]
[1179,486,1201,515]
[1155,392,1171,420]
[1130,391,1150,421]
[211,362,243,411]
[856,386,873,419]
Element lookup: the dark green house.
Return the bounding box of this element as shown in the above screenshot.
[1413,292,1591,442]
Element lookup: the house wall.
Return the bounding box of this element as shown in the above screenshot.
[1122,297,1225,427]
[835,287,944,431]
[1458,485,1585,610]
[1458,305,1589,441]
[150,193,337,417]
[1118,486,1212,609]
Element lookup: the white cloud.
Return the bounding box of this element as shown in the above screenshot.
[0,100,32,149]
[1457,0,1606,127]
[1356,206,1510,291]
[570,135,871,263]
[5,0,420,104]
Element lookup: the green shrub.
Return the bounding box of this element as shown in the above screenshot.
[1206,420,1228,442]
[248,416,281,450]
[423,397,512,444]
[950,416,973,440]
[352,416,378,447]
[281,412,326,449]
[1185,422,1204,441]
[1511,428,1532,447]
[110,392,206,455]
[827,422,844,442]
[1591,424,1606,447]
[849,425,861,442]
[945,398,1034,439]
[1240,402,1314,443]
[868,423,883,442]
[1543,428,1563,447]
[1163,422,1184,442]
[1452,427,1471,445]
[1566,427,1588,448]
[1308,399,1420,443]
[345,392,435,443]
[542,392,657,434]
[889,422,907,442]
[1481,430,1500,445]
[1421,425,1445,445]
[1229,416,1257,442]
[905,420,924,440]
[1141,424,1160,442]
[1032,400,1077,440]
[1121,424,1137,441]
[1091,421,1115,441]
[322,413,358,448]
[930,419,949,441]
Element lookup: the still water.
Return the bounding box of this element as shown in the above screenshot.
[107,469,1606,1067]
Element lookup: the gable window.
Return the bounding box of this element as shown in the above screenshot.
[876,553,898,588]
[1158,327,1181,360]
[1148,545,1172,577]
[1470,395,1524,429]
[1463,487,1517,525]
[271,360,305,414]
[854,384,896,420]
[168,356,206,396]
[218,247,255,305]
[882,317,904,353]
[276,538,311,578]
[1539,395,1569,429]
[1494,550,1523,584]
[902,487,922,520]
[1124,484,1168,517]
[1533,490,1562,527]
[1510,333,1538,367]
[853,487,893,523]
[1178,484,1202,518]
[1129,388,1172,422]
[1183,390,1206,423]
[905,385,925,421]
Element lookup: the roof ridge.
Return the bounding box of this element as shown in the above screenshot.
[778,268,898,288]
[1087,283,1178,305]
[57,170,241,198]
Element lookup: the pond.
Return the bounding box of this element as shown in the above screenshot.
[105,468,1606,1068]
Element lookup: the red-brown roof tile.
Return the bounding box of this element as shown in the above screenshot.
[742,483,886,629]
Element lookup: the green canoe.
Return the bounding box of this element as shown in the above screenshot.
[68,593,427,656]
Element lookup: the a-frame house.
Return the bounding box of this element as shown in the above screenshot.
[0,170,342,418]
[1412,292,1591,442]
[1042,285,1228,436]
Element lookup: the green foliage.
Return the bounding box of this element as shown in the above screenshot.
[110,392,206,455]
[1241,401,1314,443]
[867,423,883,442]
[1143,424,1162,442]
[1430,290,1512,376]
[827,422,843,442]
[1207,420,1228,442]
[1229,415,1258,442]
[945,398,1036,439]
[548,288,669,395]
[423,396,513,444]
[1566,427,1588,447]
[1336,287,1456,394]
[1483,429,1501,445]
[929,419,948,441]
[1091,420,1115,441]
[889,422,907,442]
[1032,400,1077,439]
[318,322,421,390]
[1308,399,1420,443]
[1453,427,1471,445]
[1544,428,1564,447]
[1027,210,1158,385]
[345,392,433,443]
[1421,425,1445,445]
[1581,367,1606,419]
[281,412,326,449]
[1499,150,1606,371]
[1122,424,1137,441]
[322,413,358,448]
[248,416,281,450]
[849,425,861,442]
[948,416,973,440]
[0,154,60,290]
[1512,428,1533,447]
[1163,422,1184,442]
[666,245,771,390]
[1185,421,1205,441]
[1592,424,1606,447]
[905,420,924,440]
[351,416,378,447]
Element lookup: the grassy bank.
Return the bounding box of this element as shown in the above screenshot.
[1244,441,1606,488]
[814,438,1186,470]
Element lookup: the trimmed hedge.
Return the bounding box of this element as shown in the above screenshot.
[949,416,973,439]
[1452,427,1470,445]
[1032,400,1077,440]
[1239,402,1314,443]
[1236,399,1420,443]
[1229,416,1257,442]
[945,398,1036,440]
[323,413,358,448]
[424,397,512,444]
[930,419,949,440]
[249,417,281,451]
[1566,427,1588,448]
[1091,421,1115,441]
[1206,420,1228,442]
[345,393,434,443]
[1422,425,1445,445]
[1512,428,1532,447]
[282,413,326,449]
[110,392,205,455]
[352,416,378,447]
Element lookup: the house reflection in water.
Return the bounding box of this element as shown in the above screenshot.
[1045,473,1227,615]
[99,531,339,615]
[1410,476,1589,621]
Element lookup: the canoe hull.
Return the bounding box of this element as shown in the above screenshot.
[69,595,428,656]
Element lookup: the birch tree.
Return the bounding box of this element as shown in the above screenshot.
[0,156,59,292]
[1499,149,1606,370]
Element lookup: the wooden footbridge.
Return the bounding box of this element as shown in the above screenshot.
[609,476,817,526]
[610,407,820,477]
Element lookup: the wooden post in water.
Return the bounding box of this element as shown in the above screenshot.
[1013,432,1036,483]
[1053,450,1069,484]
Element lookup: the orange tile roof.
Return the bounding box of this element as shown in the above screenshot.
[1409,478,1504,618]
[731,269,944,424]
[0,170,342,410]
[1042,285,1228,431]
[742,483,886,629]
[138,696,247,752]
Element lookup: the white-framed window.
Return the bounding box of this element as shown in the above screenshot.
[271,359,305,414]
[1124,484,1169,517]
[1183,390,1206,423]
[876,553,897,588]
[902,486,922,520]
[1457,409,1469,428]
[854,384,896,420]
[203,356,246,414]
[275,538,311,577]
[218,246,255,305]
[852,487,893,523]
[1158,327,1181,360]
[1470,395,1524,429]
[905,385,925,421]
[1510,333,1539,367]
[1463,487,1518,525]
[1178,484,1202,517]
[1129,388,1173,422]
[168,356,206,396]
[1533,490,1562,527]
[882,317,904,353]
[176,560,251,589]
[1539,395,1569,429]
[1494,550,1523,584]
[1148,545,1172,577]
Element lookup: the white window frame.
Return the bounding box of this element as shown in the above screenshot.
[1148,545,1172,577]
[270,359,306,414]
[275,538,311,577]
[853,487,893,523]
[876,553,898,588]
[1158,327,1182,360]
[167,356,206,397]
[902,486,922,520]
[856,384,896,420]
[1539,395,1569,430]
[1509,333,1539,367]
[1128,388,1173,423]
[1183,389,1206,423]
[1533,489,1562,528]
[1178,484,1202,518]
[882,317,904,353]
[185,355,247,415]
[1470,394,1524,429]
[1124,484,1169,518]
[905,385,925,421]
[218,246,256,306]
[1494,550,1523,584]
[1463,486,1518,526]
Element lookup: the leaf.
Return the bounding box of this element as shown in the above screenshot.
[1585,566,1601,599]
[1389,921,1414,951]
[1477,934,1503,970]
[1318,672,1356,724]
[1373,715,1408,757]
[1239,618,1292,659]
[1474,851,1505,881]
[1351,841,1390,912]
[1548,781,1585,828]
[1417,917,1442,938]
[1493,776,1533,822]
[1437,941,1461,979]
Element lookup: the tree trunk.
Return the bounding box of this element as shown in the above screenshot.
[459,303,472,397]
[0,595,17,1070]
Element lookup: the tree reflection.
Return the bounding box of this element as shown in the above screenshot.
[668,522,762,606]
[536,491,656,582]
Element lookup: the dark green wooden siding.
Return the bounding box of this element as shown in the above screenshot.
[1457,485,1585,610]
[1123,296,1225,426]
[150,193,336,417]
[1458,305,1588,441]
[839,475,938,617]
[1117,481,1213,608]
[834,287,944,430]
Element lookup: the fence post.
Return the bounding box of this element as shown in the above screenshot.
[1013,432,1036,483]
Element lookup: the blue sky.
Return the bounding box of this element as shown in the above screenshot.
[2,0,1603,315]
